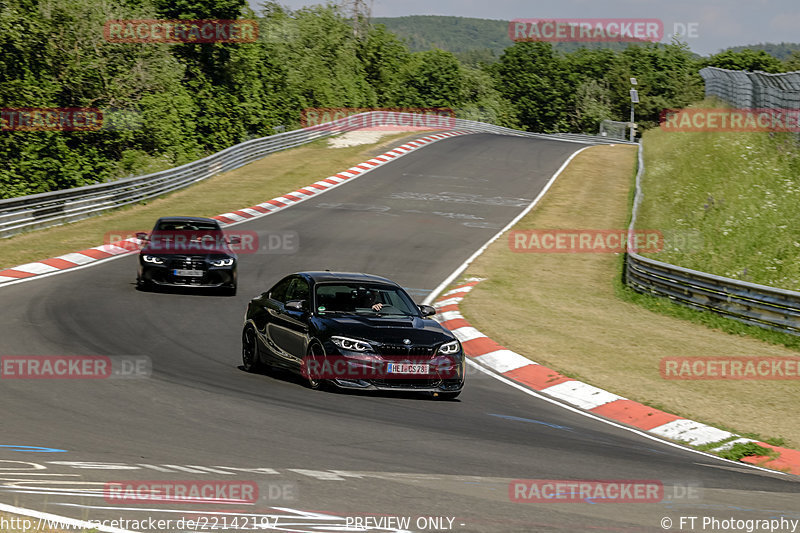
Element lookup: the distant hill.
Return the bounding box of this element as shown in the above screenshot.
[724,42,800,60]
[371,15,678,64]
[372,16,509,56]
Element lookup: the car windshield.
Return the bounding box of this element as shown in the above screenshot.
[315,283,420,317]
[155,220,220,232]
[147,221,227,253]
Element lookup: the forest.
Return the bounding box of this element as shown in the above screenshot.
[2,0,798,199]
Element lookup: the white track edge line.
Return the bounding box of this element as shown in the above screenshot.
[464,359,785,476]
[422,144,593,305]
[0,131,473,289]
[416,141,787,477]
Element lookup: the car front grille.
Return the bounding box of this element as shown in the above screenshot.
[167,256,207,270]
[377,345,436,356]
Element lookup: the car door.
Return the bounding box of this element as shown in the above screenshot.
[265,276,309,366]
[259,276,293,367]
[281,277,312,359]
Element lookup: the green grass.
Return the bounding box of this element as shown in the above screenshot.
[636,101,800,290]
[450,144,800,456]
[614,256,800,351]
[717,442,776,461]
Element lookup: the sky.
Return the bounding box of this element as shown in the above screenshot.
[247,0,800,56]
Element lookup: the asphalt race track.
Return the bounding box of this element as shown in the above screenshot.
[1,133,798,533]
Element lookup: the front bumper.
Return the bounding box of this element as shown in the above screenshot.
[139,262,236,288]
[311,348,465,392]
[329,377,464,393]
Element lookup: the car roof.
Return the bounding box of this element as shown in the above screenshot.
[300,271,398,286]
[155,216,220,224]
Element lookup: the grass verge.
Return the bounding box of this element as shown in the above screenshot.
[0,131,429,270]
[636,102,800,290]
[457,144,800,449]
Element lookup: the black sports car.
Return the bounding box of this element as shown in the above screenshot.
[242,271,465,398]
[136,216,238,295]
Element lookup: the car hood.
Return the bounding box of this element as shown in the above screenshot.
[316,315,454,345]
[140,245,235,257]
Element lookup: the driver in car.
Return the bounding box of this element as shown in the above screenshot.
[356,289,385,312]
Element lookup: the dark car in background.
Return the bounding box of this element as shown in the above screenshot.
[136,216,238,295]
[242,271,464,398]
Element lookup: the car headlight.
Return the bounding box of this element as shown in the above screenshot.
[331,336,373,352]
[438,340,461,355]
[142,255,164,264]
[210,258,235,267]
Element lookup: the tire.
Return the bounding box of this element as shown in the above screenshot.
[242,326,262,373]
[304,342,327,391]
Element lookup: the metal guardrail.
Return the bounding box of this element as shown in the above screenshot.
[700,67,800,110]
[0,112,619,238]
[625,143,800,335]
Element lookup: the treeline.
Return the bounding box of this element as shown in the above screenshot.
[0,0,514,198]
[373,15,674,64]
[0,0,790,199]
[726,42,800,62]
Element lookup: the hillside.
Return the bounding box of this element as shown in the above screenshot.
[372,15,679,63]
[725,42,800,60]
[372,16,509,56]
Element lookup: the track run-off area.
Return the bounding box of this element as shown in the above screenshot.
[1,133,798,533]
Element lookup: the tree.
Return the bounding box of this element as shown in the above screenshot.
[703,49,784,73]
[360,24,411,105]
[785,51,800,72]
[392,49,465,108]
[492,42,570,132]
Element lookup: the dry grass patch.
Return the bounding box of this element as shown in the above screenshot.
[0,132,428,270]
[461,144,800,448]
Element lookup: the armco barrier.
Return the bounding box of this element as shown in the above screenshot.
[0,112,620,239]
[700,67,800,112]
[625,143,800,335]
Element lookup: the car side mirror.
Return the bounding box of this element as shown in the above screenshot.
[418,305,437,317]
[286,300,308,312]
[135,232,149,241]
[227,235,242,245]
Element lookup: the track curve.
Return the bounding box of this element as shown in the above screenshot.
[1,134,798,533]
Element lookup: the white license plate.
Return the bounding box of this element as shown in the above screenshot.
[173,269,203,277]
[387,363,430,374]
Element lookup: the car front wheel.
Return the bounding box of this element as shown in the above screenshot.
[303,342,327,391]
[242,326,261,373]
